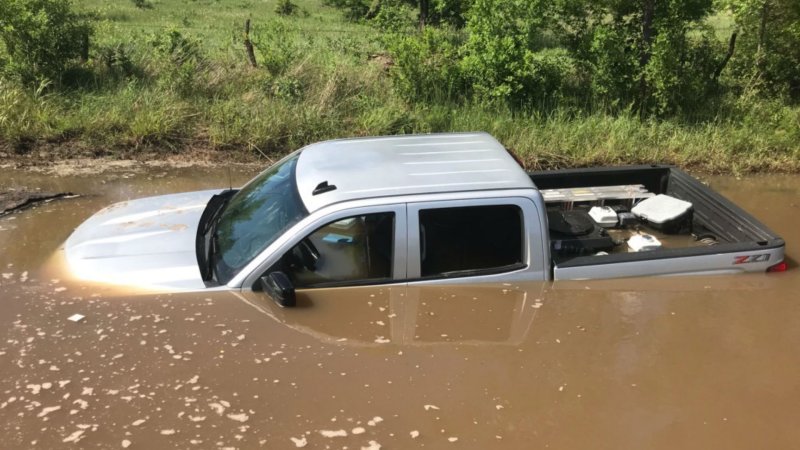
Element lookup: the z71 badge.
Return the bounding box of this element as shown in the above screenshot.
[733,254,771,265]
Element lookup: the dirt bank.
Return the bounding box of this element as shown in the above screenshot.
[0,141,267,176]
[1,138,795,176]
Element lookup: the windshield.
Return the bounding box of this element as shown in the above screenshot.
[213,153,308,284]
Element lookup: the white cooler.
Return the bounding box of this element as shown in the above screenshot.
[631,194,693,234]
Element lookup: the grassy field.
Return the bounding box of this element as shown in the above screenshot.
[0,0,798,173]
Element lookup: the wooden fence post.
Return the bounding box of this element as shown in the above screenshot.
[244,19,257,68]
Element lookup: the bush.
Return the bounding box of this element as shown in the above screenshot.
[724,0,800,101]
[149,28,203,67]
[385,26,466,103]
[460,0,552,104]
[0,0,92,85]
[252,20,305,76]
[275,0,298,16]
[148,28,206,96]
[519,48,583,109]
[429,0,472,28]
[131,0,153,9]
[644,27,722,116]
[96,43,138,78]
[371,2,416,34]
[588,25,638,110]
[323,0,370,21]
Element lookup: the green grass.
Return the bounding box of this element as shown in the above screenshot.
[0,0,798,174]
[83,0,380,54]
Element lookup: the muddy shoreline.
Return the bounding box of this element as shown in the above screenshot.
[0,152,266,176]
[2,142,797,176]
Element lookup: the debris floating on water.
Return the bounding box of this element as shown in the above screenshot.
[62,430,85,443]
[319,429,347,438]
[37,405,61,418]
[226,412,249,422]
[0,190,78,216]
[68,314,85,323]
[290,436,308,447]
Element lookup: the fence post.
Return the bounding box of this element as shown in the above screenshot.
[244,19,257,68]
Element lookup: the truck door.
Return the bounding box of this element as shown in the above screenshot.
[239,203,407,291]
[406,197,547,285]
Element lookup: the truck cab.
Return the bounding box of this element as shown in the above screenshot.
[227,132,550,295]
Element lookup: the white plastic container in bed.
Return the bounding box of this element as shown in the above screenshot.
[628,234,662,252]
[588,206,618,228]
[631,194,693,234]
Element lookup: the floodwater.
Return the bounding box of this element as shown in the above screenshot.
[0,167,798,449]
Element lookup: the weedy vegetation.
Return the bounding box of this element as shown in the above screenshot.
[0,0,798,172]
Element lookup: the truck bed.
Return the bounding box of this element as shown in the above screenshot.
[528,165,785,280]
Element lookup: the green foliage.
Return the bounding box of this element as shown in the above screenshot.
[644,26,722,115]
[274,0,298,16]
[461,0,539,101]
[519,48,583,109]
[252,20,305,76]
[271,75,303,100]
[96,43,137,78]
[385,26,465,103]
[555,0,721,114]
[372,1,416,34]
[429,0,472,28]
[149,28,203,67]
[0,0,92,85]
[327,0,472,28]
[723,0,800,100]
[323,0,370,21]
[461,0,581,107]
[0,79,54,143]
[588,25,637,109]
[148,28,205,95]
[130,0,153,10]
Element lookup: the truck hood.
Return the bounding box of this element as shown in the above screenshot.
[64,189,224,291]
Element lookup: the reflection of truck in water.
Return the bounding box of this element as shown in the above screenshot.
[64,133,786,300]
[237,284,541,346]
[234,275,782,347]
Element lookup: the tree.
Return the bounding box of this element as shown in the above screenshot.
[461,0,553,103]
[559,0,718,114]
[723,0,800,99]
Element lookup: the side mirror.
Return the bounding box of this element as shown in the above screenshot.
[260,271,296,307]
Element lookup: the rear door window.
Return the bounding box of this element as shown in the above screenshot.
[418,205,523,278]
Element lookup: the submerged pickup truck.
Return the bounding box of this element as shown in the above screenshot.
[64,132,786,303]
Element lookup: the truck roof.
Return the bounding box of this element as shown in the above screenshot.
[295,132,535,212]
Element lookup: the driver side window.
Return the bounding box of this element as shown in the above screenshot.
[276,212,395,288]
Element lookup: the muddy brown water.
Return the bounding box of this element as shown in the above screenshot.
[0,167,798,449]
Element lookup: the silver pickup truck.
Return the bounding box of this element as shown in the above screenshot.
[64,132,786,304]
